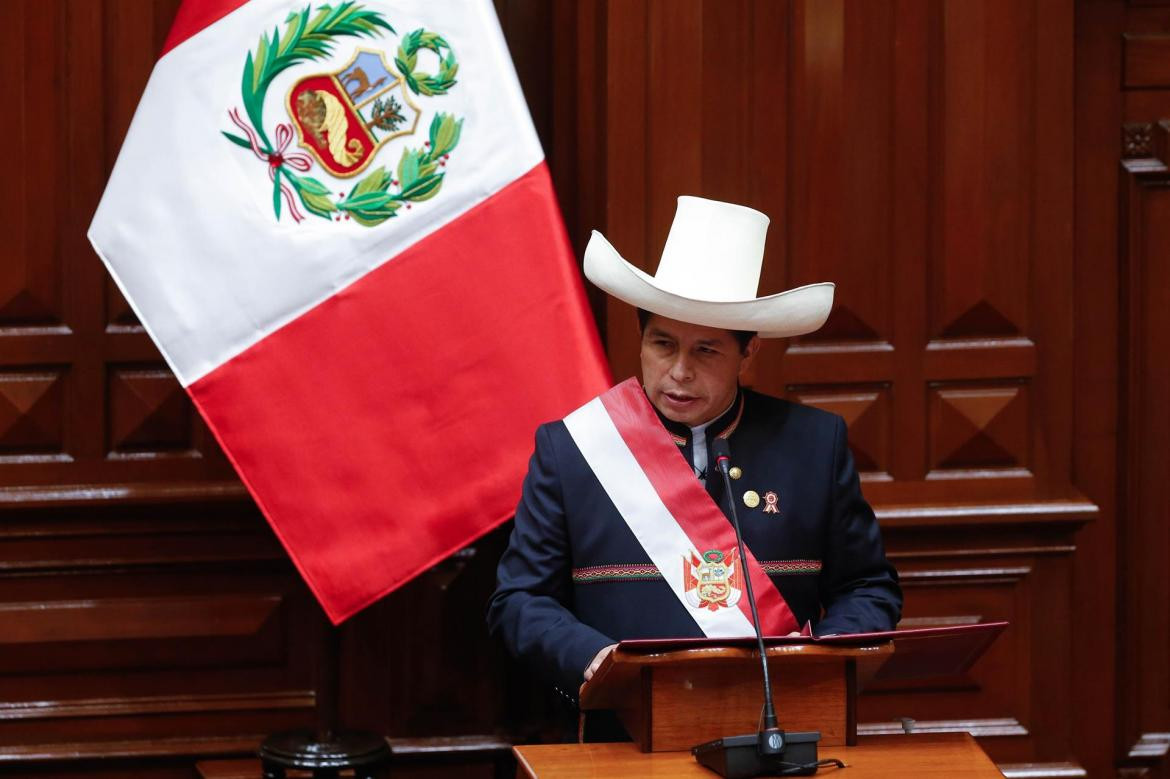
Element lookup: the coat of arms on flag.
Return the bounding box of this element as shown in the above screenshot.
[222,2,462,226]
[684,548,743,611]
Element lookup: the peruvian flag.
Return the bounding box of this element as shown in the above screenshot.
[89,0,610,623]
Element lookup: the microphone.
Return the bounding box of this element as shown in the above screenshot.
[712,438,783,749]
[691,438,826,778]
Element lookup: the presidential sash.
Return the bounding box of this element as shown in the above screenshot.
[563,378,799,637]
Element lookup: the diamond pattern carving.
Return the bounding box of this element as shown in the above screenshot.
[788,385,890,474]
[0,370,66,453]
[929,382,1028,471]
[0,284,61,326]
[108,367,192,453]
[939,300,1020,339]
[802,305,881,343]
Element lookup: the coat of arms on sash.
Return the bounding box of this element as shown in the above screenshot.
[684,548,743,611]
[222,2,463,227]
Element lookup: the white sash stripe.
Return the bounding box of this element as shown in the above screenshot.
[563,398,755,638]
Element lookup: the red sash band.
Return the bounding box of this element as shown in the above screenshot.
[596,379,798,636]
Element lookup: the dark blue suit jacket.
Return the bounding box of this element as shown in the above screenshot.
[487,389,902,694]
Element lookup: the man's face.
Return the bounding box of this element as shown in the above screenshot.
[640,314,759,427]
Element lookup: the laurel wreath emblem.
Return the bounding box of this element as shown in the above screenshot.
[395,30,458,96]
[221,1,463,227]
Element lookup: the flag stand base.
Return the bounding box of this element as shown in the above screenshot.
[258,602,391,777]
[259,729,391,778]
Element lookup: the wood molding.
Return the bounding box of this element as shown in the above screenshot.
[1128,733,1170,761]
[897,565,1031,585]
[0,481,249,508]
[0,691,313,723]
[1120,733,1170,777]
[1123,34,1170,89]
[386,734,513,757]
[0,594,282,644]
[875,498,1098,529]
[0,735,265,763]
[0,530,285,573]
[890,546,1075,560]
[858,717,1027,738]
[998,762,1087,778]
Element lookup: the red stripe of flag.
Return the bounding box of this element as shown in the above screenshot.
[188,163,611,623]
[598,378,798,635]
[162,0,251,58]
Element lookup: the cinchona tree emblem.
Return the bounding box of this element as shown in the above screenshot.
[222,2,463,227]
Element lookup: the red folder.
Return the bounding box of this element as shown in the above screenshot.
[619,621,1007,681]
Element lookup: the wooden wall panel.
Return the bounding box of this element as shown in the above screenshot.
[1124,34,1170,88]
[1120,121,1170,779]
[927,381,1030,474]
[1070,3,1123,777]
[934,0,1033,341]
[860,565,1033,742]
[0,0,234,490]
[789,0,851,339]
[1082,2,1170,776]
[0,0,1152,777]
[0,503,319,769]
[789,385,892,476]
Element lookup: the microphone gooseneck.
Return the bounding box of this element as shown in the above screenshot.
[692,440,824,776]
[710,438,782,755]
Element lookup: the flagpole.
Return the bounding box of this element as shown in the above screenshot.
[315,612,340,743]
[259,604,392,778]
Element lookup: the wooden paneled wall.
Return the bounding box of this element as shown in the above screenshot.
[1,0,1166,777]
[583,0,1080,501]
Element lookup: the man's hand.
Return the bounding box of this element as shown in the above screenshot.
[583,643,617,683]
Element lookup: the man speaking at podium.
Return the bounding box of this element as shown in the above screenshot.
[487,197,902,707]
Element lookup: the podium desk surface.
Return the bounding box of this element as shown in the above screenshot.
[513,733,1002,778]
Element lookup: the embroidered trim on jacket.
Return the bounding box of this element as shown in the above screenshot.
[572,564,662,583]
[759,560,822,575]
[573,559,822,583]
[715,394,745,440]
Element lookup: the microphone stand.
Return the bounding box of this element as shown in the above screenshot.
[691,440,829,778]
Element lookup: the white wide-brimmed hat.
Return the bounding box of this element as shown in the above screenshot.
[583,196,834,338]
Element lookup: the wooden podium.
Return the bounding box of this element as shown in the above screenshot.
[577,624,1006,755]
[579,641,893,752]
